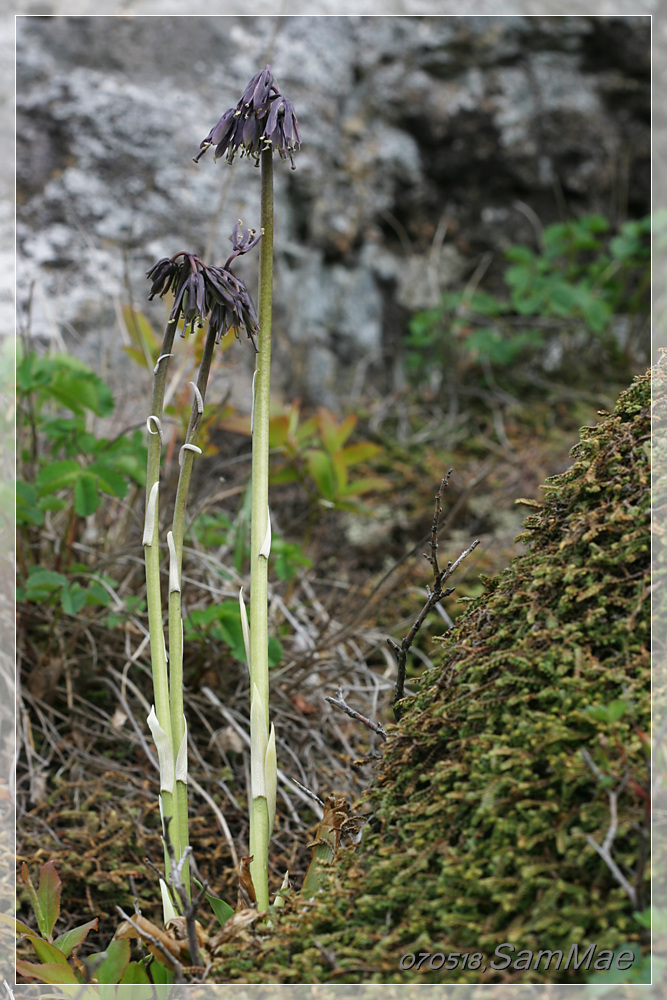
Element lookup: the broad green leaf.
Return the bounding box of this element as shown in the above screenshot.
[36,460,81,494]
[582,296,611,334]
[61,584,87,616]
[37,860,61,940]
[88,461,128,499]
[53,917,99,958]
[119,961,152,987]
[24,934,70,967]
[16,960,80,985]
[87,939,130,984]
[25,567,67,592]
[74,472,100,517]
[83,581,112,607]
[16,480,45,527]
[47,356,114,417]
[504,244,534,265]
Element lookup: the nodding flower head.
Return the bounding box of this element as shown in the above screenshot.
[194,65,301,169]
[147,227,261,349]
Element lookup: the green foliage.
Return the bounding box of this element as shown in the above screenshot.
[184,598,282,668]
[220,401,390,511]
[193,878,235,927]
[406,214,650,384]
[17,348,147,615]
[6,861,152,986]
[189,506,312,583]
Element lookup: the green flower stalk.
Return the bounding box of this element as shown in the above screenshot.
[196,65,300,911]
[143,241,260,911]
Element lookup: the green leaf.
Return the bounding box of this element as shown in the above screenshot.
[119,961,152,987]
[61,583,87,616]
[88,461,129,499]
[339,476,391,497]
[194,878,234,927]
[36,460,81,495]
[24,934,70,966]
[0,910,34,936]
[582,296,611,334]
[23,567,68,602]
[83,581,112,607]
[87,939,131,984]
[53,917,99,958]
[47,355,114,417]
[74,472,100,516]
[16,480,45,527]
[37,860,61,940]
[268,636,283,667]
[16,959,80,985]
[306,449,336,501]
[339,441,381,465]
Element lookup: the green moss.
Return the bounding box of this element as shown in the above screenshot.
[212,371,651,985]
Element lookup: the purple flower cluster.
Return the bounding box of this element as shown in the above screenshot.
[194,65,301,168]
[147,224,262,349]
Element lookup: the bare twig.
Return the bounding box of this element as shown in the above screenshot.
[581,751,638,907]
[389,472,479,721]
[290,777,325,808]
[115,905,187,984]
[325,687,387,741]
[162,817,204,967]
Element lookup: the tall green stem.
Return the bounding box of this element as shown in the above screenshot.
[144,318,178,884]
[168,323,218,895]
[249,148,274,911]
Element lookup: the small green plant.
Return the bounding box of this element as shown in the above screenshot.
[221,400,390,511]
[406,213,650,384]
[17,348,147,614]
[4,861,153,986]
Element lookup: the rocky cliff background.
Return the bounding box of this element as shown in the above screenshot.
[16,14,650,412]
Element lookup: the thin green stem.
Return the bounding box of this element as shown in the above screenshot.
[249,148,274,912]
[145,318,178,882]
[167,322,218,897]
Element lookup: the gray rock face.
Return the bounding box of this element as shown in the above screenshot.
[16,15,650,406]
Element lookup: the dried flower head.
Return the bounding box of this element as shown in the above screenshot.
[147,224,261,349]
[194,65,301,169]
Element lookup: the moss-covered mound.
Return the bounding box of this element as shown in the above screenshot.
[215,371,651,985]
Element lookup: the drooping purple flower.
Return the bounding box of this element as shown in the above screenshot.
[194,65,301,169]
[146,230,261,349]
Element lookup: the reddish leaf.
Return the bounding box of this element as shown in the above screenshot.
[20,864,46,939]
[340,441,381,465]
[16,960,80,985]
[22,934,70,967]
[37,861,61,940]
[0,911,33,936]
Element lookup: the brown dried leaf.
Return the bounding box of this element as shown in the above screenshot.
[114,914,185,969]
[237,855,256,910]
[209,909,260,952]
